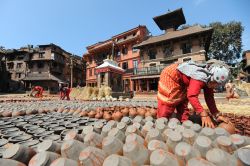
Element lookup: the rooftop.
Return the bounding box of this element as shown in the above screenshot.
[134,25,213,48]
[153,8,186,30]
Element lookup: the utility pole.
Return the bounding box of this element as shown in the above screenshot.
[70,55,73,88]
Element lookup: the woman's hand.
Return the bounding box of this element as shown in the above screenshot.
[200,111,215,128]
[217,116,230,124]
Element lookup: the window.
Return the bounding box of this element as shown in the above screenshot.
[132,45,138,53]
[16,73,22,78]
[89,68,92,76]
[122,62,128,70]
[116,49,121,57]
[182,57,192,62]
[37,62,44,68]
[163,45,173,56]
[149,63,156,67]
[133,60,138,69]
[39,52,44,58]
[17,63,22,68]
[89,57,92,64]
[148,49,156,60]
[7,63,14,69]
[181,43,192,54]
[132,33,136,36]
[122,47,128,55]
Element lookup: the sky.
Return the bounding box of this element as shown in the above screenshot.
[0,0,249,56]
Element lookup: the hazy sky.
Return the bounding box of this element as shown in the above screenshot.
[0,0,249,56]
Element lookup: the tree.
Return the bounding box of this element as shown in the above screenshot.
[207,21,244,63]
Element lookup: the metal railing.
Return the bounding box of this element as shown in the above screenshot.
[133,64,170,75]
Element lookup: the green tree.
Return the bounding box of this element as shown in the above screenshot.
[207,21,244,63]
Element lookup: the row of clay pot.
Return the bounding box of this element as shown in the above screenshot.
[56,106,157,121]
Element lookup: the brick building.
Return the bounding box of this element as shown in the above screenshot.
[133,8,213,93]
[22,44,85,93]
[4,47,32,91]
[0,44,85,93]
[83,25,149,92]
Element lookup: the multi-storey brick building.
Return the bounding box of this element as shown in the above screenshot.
[83,25,149,92]
[133,8,213,92]
[4,47,31,91]
[0,44,85,93]
[23,44,85,93]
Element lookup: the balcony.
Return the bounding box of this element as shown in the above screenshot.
[133,64,170,76]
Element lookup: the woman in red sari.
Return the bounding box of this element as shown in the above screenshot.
[157,60,230,128]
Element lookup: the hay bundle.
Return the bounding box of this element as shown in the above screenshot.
[98,85,105,100]
[90,87,99,99]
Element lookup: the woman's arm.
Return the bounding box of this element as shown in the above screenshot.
[203,87,219,115]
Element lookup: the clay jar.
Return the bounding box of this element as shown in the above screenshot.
[50,158,79,166]
[79,146,106,166]
[28,151,60,166]
[150,108,157,118]
[128,108,137,118]
[145,111,152,117]
[121,107,129,116]
[0,159,26,166]
[112,111,123,121]
[103,154,132,166]
[95,111,103,119]
[61,139,88,161]
[103,112,112,121]
[88,110,96,118]
[137,108,146,117]
[218,122,236,135]
[3,144,36,165]
[79,111,88,117]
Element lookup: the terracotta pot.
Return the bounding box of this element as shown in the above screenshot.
[137,108,146,117]
[2,111,12,117]
[79,111,88,117]
[150,108,157,118]
[129,108,137,118]
[88,110,96,118]
[145,111,152,117]
[112,111,123,121]
[103,112,112,121]
[95,112,103,119]
[219,122,236,135]
[72,109,81,116]
[121,108,129,116]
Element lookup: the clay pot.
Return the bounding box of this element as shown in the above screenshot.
[150,108,157,118]
[79,111,88,117]
[72,109,81,116]
[0,159,26,166]
[137,108,146,117]
[2,111,12,117]
[50,158,79,166]
[121,108,129,116]
[3,144,36,165]
[219,122,236,135]
[145,111,152,117]
[129,108,137,118]
[29,151,60,166]
[103,112,112,121]
[112,111,123,121]
[88,110,96,118]
[95,112,103,119]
